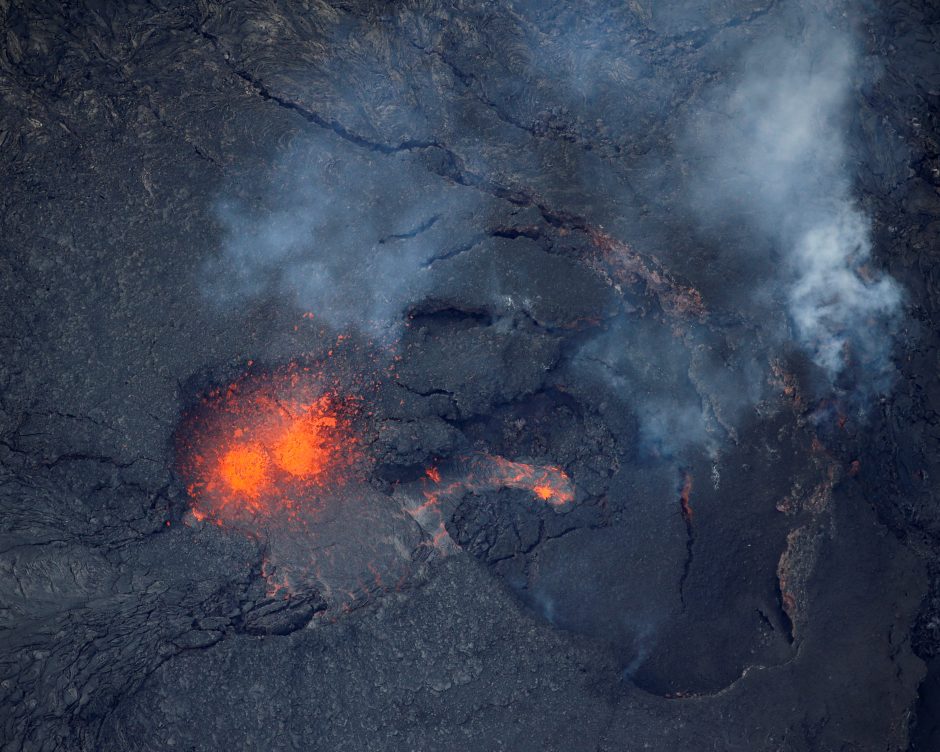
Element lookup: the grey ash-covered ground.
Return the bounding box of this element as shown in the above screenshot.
[1,1,939,750]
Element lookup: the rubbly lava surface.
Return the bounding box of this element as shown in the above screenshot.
[2,1,940,751]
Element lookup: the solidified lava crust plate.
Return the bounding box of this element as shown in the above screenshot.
[1,1,939,751]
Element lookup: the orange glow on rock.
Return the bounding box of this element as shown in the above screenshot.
[679,471,693,522]
[483,455,575,507]
[402,454,576,553]
[533,484,553,501]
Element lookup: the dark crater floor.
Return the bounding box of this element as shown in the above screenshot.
[2,1,940,751]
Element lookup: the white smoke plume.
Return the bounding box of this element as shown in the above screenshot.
[204,135,491,338]
[789,207,901,380]
[684,20,903,393]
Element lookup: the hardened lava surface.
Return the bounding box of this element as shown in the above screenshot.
[1,1,939,751]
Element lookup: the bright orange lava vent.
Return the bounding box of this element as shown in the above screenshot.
[176,363,361,526]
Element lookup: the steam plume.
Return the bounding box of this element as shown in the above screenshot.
[684,20,902,393]
[205,138,484,337]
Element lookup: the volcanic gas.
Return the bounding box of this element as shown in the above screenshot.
[176,362,363,527]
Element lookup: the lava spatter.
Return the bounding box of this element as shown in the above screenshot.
[176,357,580,606]
[176,363,364,527]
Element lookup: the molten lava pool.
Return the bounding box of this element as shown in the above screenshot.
[176,362,363,527]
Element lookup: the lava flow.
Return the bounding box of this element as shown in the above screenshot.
[399,454,576,552]
[481,455,575,507]
[176,358,578,602]
[176,361,363,527]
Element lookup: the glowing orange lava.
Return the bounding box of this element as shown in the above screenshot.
[271,401,338,479]
[482,455,575,507]
[176,363,362,525]
[533,484,553,501]
[219,442,270,498]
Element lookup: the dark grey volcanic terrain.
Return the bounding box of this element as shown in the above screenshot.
[2,1,940,750]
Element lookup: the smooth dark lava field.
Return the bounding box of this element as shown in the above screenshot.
[2,1,940,750]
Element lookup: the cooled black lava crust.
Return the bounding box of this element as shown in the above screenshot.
[1,2,939,751]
